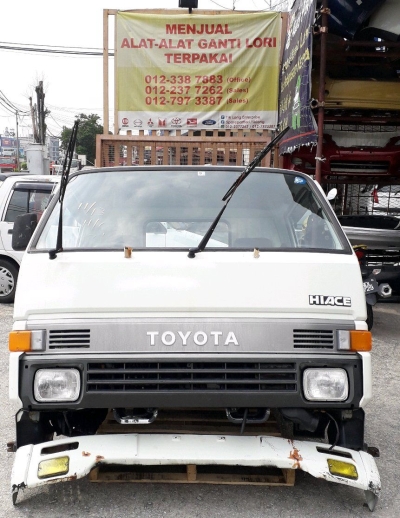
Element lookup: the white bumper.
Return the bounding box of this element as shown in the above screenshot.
[11,434,380,507]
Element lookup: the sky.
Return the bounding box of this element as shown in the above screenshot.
[0,0,290,139]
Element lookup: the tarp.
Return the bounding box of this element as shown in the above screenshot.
[278,0,318,155]
[327,0,386,39]
[116,12,281,131]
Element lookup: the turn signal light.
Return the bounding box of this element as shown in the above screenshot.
[9,331,31,352]
[350,330,372,351]
[338,330,372,351]
[9,330,45,352]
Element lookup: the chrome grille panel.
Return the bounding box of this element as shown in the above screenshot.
[29,319,349,353]
[48,329,91,349]
[86,361,297,392]
[293,329,334,349]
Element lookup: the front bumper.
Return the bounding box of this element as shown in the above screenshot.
[11,433,380,509]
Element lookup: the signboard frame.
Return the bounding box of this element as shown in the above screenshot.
[115,11,281,130]
[103,9,287,135]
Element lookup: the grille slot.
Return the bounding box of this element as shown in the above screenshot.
[293,329,334,349]
[86,361,297,392]
[330,160,389,174]
[49,329,90,349]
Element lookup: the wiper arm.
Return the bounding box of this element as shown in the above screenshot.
[187,126,289,258]
[49,120,80,259]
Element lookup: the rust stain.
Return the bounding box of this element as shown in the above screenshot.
[52,474,78,484]
[95,455,105,464]
[82,451,91,457]
[289,448,303,469]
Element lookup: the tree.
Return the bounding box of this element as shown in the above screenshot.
[60,114,103,165]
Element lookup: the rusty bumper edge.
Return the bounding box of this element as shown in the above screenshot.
[11,434,381,496]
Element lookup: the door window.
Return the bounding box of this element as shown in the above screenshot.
[4,189,52,223]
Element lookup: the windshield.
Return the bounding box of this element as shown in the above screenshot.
[35,168,348,252]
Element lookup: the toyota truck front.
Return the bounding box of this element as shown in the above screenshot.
[8,163,380,509]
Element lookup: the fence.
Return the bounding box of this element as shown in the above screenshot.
[96,130,274,168]
[328,182,400,216]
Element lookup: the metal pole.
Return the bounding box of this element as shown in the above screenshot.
[15,110,20,171]
[315,0,329,184]
[103,9,109,135]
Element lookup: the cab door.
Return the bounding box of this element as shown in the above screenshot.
[0,182,55,258]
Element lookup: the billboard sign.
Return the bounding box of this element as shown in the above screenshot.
[278,0,318,154]
[0,137,17,147]
[116,12,281,131]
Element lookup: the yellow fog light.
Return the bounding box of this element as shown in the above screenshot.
[327,459,358,480]
[38,456,69,479]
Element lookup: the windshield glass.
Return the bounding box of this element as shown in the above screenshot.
[35,168,347,252]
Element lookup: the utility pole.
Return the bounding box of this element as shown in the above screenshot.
[315,0,329,184]
[29,97,39,143]
[35,81,46,145]
[15,110,20,171]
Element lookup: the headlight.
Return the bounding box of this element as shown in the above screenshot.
[303,368,348,401]
[34,369,80,402]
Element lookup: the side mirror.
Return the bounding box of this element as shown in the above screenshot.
[327,188,337,201]
[12,213,38,251]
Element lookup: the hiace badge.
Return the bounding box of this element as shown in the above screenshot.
[309,295,352,307]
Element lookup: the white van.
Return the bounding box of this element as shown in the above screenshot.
[8,166,380,509]
[0,175,60,302]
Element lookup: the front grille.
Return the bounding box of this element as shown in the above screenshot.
[293,329,334,349]
[86,361,297,392]
[330,160,389,174]
[364,249,400,266]
[49,329,91,349]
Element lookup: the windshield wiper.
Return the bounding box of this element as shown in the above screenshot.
[49,120,80,259]
[187,126,290,258]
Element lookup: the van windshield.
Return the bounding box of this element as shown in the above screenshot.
[35,168,348,252]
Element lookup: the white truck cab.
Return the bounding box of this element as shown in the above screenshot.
[0,174,60,302]
[8,166,380,509]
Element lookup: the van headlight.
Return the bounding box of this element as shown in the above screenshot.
[303,368,348,401]
[34,369,80,402]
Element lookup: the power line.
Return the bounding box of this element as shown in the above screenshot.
[0,91,15,111]
[209,0,231,9]
[0,90,30,115]
[262,0,289,10]
[0,40,101,51]
[0,43,112,56]
[208,0,289,10]
[0,42,114,56]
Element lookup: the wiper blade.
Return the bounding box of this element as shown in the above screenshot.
[222,126,290,202]
[188,126,289,258]
[49,120,80,259]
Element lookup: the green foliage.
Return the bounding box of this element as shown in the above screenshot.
[20,162,28,170]
[60,114,103,165]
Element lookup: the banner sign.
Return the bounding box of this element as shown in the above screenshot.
[278,0,317,154]
[116,12,281,131]
[0,137,17,147]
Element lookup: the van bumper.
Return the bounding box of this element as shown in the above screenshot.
[11,433,380,510]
